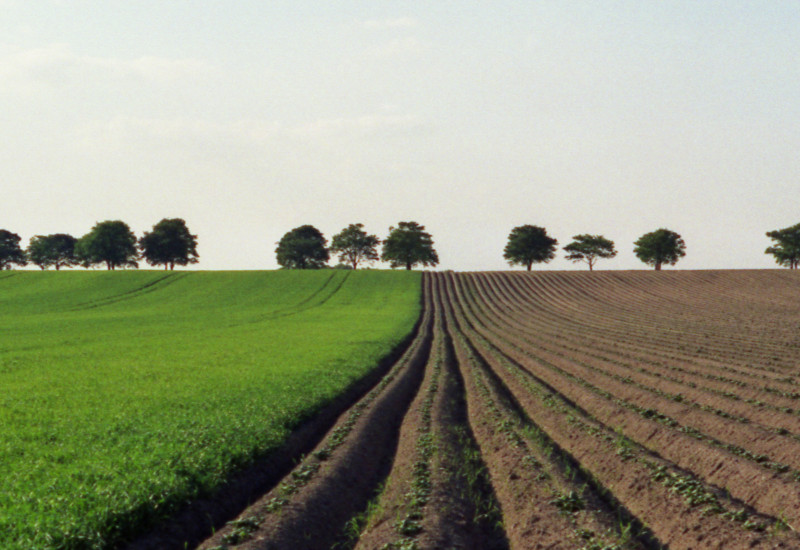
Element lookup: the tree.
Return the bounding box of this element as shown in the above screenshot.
[563,234,617,271]
[77,220,139,270]
[0,230,27,270]
[765,223,800,270]
[381,221,439,270]
[139,218,199,270]
[633,228,686,270]
[330,223,380,270]
[26,234,78,270]
[276,225,329,269]
[503,225,558,270]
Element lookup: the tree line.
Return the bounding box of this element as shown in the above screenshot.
[507,223,800,270]
[275,223,688,271]
[503,223,798,270]
[1,219,798,271]
[503,226,687,271]
[278,221,800,272]
[0,219,198,270]
[276,222,438,270]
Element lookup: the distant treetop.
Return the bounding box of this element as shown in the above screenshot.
[633,228,686,270]
[76,220,139,270]
[330,223,380,270]
[0,229,27,270]
[503,225,558,270]
[139,218,199,270]
[563,234,617,271]
[381,221,439,270]
[27,234,78,270]
[765,223,800,270]
[276,225,330,269]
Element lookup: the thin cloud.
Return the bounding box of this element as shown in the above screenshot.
[291,114,428,139]
[361,17,418,30]
[75,117,284,150]
[76,114,427,150]
[365,37,424,59]
[0,43,215,92]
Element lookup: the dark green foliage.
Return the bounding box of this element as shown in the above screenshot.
[563,234,617,271]
[765,223,800,269]
[503,225,558,270]
[76,220,139,270]
[330,223,380,269]
[0,229,27,269]
[26,233,78,270]
[276,224,330,269]
[139,218,199,270]
[381,221,439,270]
[633,228,686,270]
[550,490,585,512]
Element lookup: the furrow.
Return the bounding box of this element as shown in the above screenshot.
[481,273,800,404]
[446,272,800,541]
[442,273,655,550]
[193,274,435,550]
[501,272,798,373]
[469,275,800,472]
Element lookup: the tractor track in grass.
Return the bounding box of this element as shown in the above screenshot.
[131,270,800,549]
[71,272,192,311]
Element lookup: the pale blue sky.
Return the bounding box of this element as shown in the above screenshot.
[2,1,799,270]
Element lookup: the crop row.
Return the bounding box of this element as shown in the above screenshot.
[445,271,800,547]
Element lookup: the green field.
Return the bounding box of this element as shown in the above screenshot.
[0,270,421,549]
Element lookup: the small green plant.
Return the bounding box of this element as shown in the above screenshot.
[395,517,423,536]
[770,515,790,536]
[743,518,768,532]
[221,517,261,545]
[550,490,585,513]
[380,539,419,550]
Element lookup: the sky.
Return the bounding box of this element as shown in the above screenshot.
[2,1,799,271]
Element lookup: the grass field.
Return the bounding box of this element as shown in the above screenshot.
[0,270,421,549]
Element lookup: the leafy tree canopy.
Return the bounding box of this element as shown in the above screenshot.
[381,221,439,270]
[330,223,380,270]
[503,225,558,270]
[563,234,617,271]
[27,234,78,270]
[633,228,686,270]
[139,218,199,270]
[77,220,139,270]
[765,223,800,270]
[0,229,27,270]
[276,225,330,269]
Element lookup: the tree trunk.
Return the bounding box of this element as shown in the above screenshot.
[655,260,662,271]
[526,262,532,271]
[406,261,412,270]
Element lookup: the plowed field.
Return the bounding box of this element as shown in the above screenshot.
[185,270,800,550]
